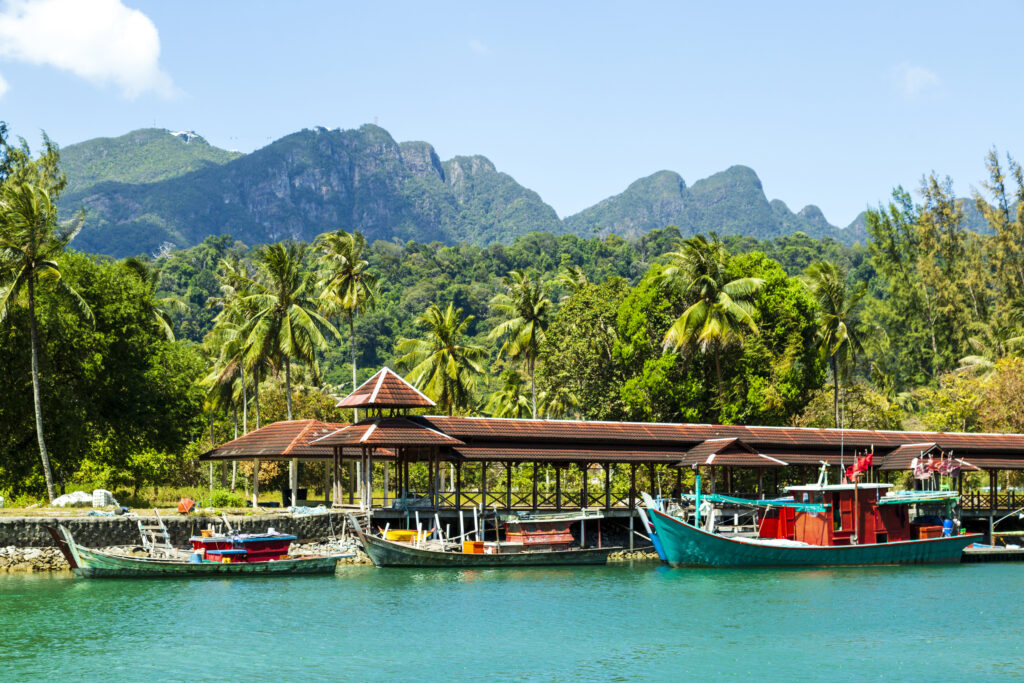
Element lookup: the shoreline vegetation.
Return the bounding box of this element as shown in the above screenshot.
[4,124,1024,505]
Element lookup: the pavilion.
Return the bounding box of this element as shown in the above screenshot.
[203,367,1024,531]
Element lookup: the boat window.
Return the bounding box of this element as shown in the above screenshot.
[832,496,841,531]
[813,493,823,505]
[876,533,888,544]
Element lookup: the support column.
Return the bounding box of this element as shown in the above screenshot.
[605,464,611,510]
[532,463,538,510]
[648,463,656,497]
[348,461,356,504]
[332,449,343,507]
[506,462,512,510]
[580,462,589,509]
[629,464,636,510]
[555,466,562,510]
[455,462,462,510]
[367,449,374,510]
[383,458,389,507]
[481,462,488,510]
[252,458,260,508]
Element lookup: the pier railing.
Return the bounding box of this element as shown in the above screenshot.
[377,489,635,511]
[960,491,1024,513]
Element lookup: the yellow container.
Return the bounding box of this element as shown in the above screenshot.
[201,529,213,538]
[463,541,484,554]
[385,529,419,542]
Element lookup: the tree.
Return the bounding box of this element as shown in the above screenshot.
[316,229,378,418]
[0,182,94,501]
[395,302,487,415]
[489,270,553,418]
[241,242,339,503]
[485,370,533,418]
[123,257,187,340]
[660,234,764,417]
[804,260,865,428]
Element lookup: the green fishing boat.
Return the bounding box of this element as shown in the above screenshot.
[51,525,349,578]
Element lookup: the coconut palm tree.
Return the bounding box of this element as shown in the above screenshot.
[241,243,340,505]
[315,229,378,419]
[660,234,764,414]
[956,319,1024,379]
[395,302,487,415]
[0,182,93,501]
[804,260,866,428]
[555,264,589,301]
[122,257,187,341]
[488,270,553,419]
[486,370,533,419]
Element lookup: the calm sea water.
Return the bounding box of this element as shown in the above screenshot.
[1,562,1022,681]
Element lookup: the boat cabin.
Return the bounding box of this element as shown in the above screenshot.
[759,484,953,546]
[189,531,297,563]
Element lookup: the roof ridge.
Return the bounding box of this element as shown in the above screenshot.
[281,419,318,455]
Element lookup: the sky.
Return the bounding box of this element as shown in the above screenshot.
[0,0,1022,227]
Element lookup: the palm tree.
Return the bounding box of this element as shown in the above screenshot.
[315,229,378,420]
[241,242,340,504]
[660,234,764,414]
[0,182,93,501]
[242,242,340,417]
[486,370,533,418]
[804,260,866,428]
[555,264,588,301]
[488,270,553,418]
[123,257,187,341]
[956,319,1024,378]
[539,384,580,419]
[395,302,487,415]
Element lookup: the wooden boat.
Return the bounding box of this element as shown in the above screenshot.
[352,511,620,568]
[50,525,349,578]
[644,480,982,568]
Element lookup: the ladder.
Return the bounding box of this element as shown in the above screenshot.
[138,509,174,557]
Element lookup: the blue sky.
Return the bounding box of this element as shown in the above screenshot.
[0,1,1021,227]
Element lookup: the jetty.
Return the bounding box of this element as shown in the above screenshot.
[198,367,1024,550]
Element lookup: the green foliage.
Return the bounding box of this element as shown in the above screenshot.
[0,252,206,495]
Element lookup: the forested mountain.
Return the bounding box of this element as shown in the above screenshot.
[563,165,864,243]
[59,124,864,258]
[60,128,241,196]
[62,125,564,257]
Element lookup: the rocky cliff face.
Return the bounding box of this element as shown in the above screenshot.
[62,125,862,257]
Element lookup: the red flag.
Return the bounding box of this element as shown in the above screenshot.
[845,453,873,481]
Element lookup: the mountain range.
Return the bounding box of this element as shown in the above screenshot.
[58,125,867,258]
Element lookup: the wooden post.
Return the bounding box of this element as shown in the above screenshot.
[455,462,462,510]
[382,457,389,507]
[481,462,488,510]
[366,450,372,510]
[581,462,589,509]
[532,463,538,510]
[676,467,682,496]
[252,458,260,508]
[332,449,342,507]
[555,466,562,510]
[605,464,611,510]
[629,463,637,510]
[348,460,356,504]
[648,463,656,497]
[506,461,512,510]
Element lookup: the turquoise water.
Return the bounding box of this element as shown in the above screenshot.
[2,562,1022,681]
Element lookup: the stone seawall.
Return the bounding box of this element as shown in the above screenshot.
[0,511,350,549]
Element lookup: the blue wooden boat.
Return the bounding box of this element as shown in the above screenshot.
[647,508,980,567]
[644,479,982,568]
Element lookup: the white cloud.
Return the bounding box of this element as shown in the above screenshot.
[0,0,175,99]
[892,62,940,97]
[469,39,489,56]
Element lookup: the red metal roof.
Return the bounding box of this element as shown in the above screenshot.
[200,420,343,460]
[337,367,435,409]
[314,417,463,447]
[415,415,1024,457]
[877,443,942,471]
[677,438,788,468]
[451,444,683,463]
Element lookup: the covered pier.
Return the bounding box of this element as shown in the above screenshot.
[202,369,1024,536]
